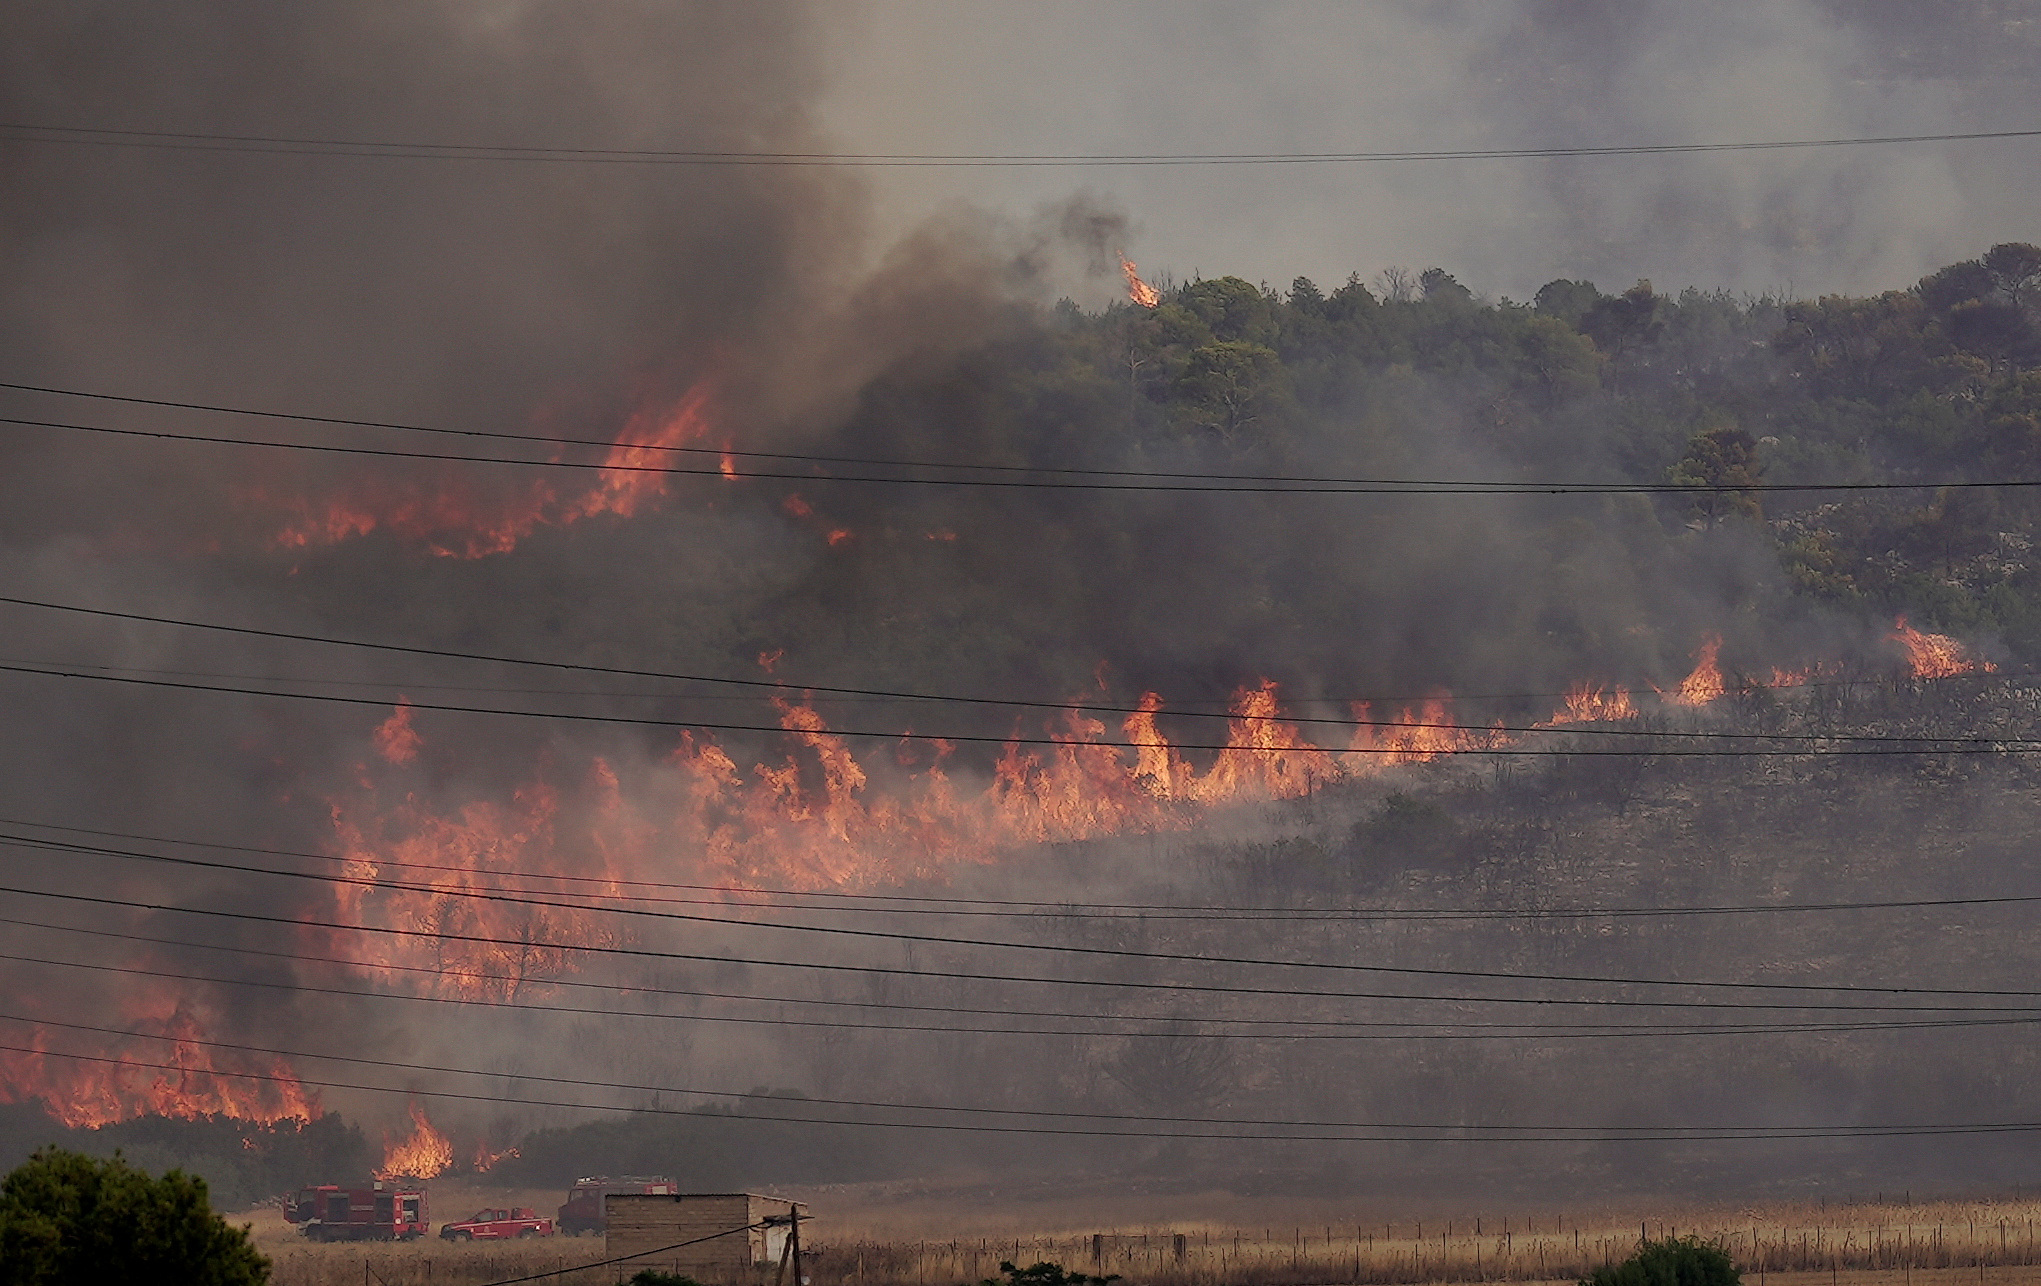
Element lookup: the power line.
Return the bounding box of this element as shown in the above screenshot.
[4,122,2039,167]
[3,883,2032,1014]
[10,406,2039,497]
[27,830,2041,1001]
[1,1011,2009,1134]
[0,652,2019,759]
[476,1220,768,1286]
[8,1040,2039,1145]
[9,920,2015,1041]
[0,592,1979,741]
[13,813,2033,925]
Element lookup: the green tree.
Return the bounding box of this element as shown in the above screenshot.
[1534,278,1603,327]
[1982,242,2041,303]
[1581,1237,1739,1286]
[1288,276,1325,315]
[1419,267,1474,304]
[1581,279,1667,359]
[1174,340,1286,439]
[0,1148,269,1286]
[1174,276,1278,345]
[1667,425,1763,525]
[1513,314,1605,403]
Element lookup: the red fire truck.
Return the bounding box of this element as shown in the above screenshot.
[439,1207,555,1241]
[285,1184,430,1241]
[556,1176,678,1235]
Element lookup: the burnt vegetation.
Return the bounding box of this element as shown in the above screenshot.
[14,246,2041,1208]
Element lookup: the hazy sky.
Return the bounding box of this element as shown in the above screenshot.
[821,0,2041,301]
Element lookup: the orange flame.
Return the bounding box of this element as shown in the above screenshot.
[333,678,1539,915]
[373,701,423,764]
[247,382,716,558]
[1545,683,1638,724]
[0,1006,316,1129]
[1666,635,1727,707]
[1892,616,1994,679]
[473,1141,521,1173]
[378,1099,454,1180]
[1119,253,1161,309]
[320,624,1967,1010]
[326,765,629,997]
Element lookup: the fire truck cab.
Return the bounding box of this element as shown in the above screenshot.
[285,1183,430,1241]
[557,1176,678,1235]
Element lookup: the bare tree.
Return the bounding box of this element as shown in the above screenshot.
[1374,266,1417,303]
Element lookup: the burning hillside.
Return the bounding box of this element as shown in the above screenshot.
[8,0,2041,1206]
[0,1008,315,1130]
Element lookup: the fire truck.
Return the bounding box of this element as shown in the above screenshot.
[556,1176,678,1235]
[285,1183,430,1241]
[439,1207,555,1241]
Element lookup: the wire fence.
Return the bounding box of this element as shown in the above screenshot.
[263,1198,2041,1286]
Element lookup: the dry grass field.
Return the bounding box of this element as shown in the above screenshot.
[246,1188,2041,1286]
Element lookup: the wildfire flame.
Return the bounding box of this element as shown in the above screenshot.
[327,767,630,997]
[1546,683,1639,724]
[1666,635,1728,707]
[315,616,2001,1010]
[378,1099,455,1180]
[1892,615,1994,679]
[247,382,717,558]
[0,1007,316,1129]
[1119,253,1161,309]
[373,701,422,764]
[473,1141,521,1172]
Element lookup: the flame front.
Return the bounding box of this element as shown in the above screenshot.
[1666,635,1727,707]
[378,1099,455,1180]
[1547,683,1639,724]
[1892,615,1994,679]
[1119,253,1161,308]
[0,1006,315,1130]
[246,382,717,558]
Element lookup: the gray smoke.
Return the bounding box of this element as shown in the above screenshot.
[2,0,2038,1220]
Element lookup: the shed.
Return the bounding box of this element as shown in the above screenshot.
[606,1193,808,1281]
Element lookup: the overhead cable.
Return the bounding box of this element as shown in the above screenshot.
[0,1011,2012,1134]
[8,1041,2040,1144]
[8,922,2018,1041]
[13,813,2036,925]
[1,883,2033,1013]
[22,832,2041,1000]
[0,592,1980,739]
[7,408,2037,497]
[4,121,2039,167]
[0,655,2020,758]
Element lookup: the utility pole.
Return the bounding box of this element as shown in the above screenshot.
[774,1207,806,1286]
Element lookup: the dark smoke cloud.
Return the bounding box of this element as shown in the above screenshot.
[3,0,2040,1216]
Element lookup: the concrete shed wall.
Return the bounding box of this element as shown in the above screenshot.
[606,1193,806,1281]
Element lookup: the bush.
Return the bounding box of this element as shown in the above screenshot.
[1582,1237,1740,1286]
[0,1147,269,1286]
[973,1262,1119,1286]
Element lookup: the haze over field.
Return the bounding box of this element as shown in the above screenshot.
[2,0,2041,1220]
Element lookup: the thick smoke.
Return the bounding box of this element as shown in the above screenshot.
[2,0,2040,1221]
[826,0,2041,299]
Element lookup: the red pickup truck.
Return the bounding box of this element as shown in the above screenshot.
[439,1208,555,1241]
